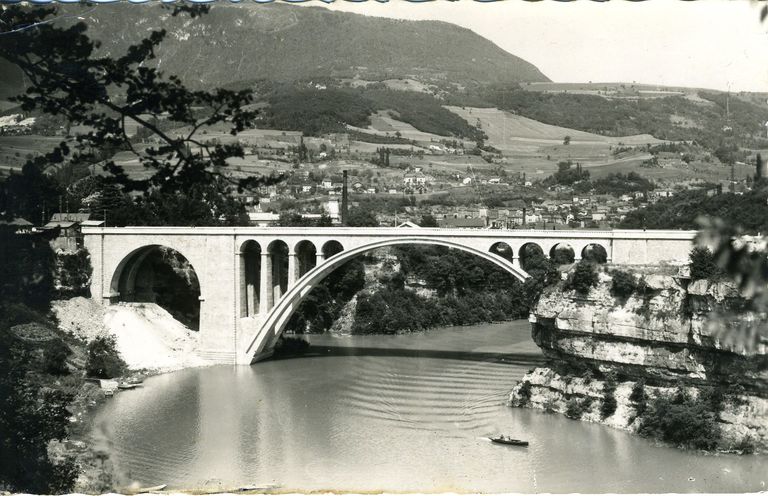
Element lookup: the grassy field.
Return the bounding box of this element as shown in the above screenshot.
[0,135,63,173]
[348,110,475,147]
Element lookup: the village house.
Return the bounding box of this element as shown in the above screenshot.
[403,170,427,185]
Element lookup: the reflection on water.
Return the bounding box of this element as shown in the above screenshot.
[93,321,768,493]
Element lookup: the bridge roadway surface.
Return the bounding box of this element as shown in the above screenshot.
[83,226,697,364]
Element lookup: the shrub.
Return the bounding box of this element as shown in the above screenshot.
[565,396,592,419]
[565,261,598,294]
[637,387,721,450]
[517,380,532,406]
[86,336,126,379]
[600,379,618,419]
[611,270,638,299]
[689,247,723,280]
[44,339,70,375]
[630,379,647,416]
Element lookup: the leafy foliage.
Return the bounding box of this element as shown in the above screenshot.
[630,379,647,416]
[600,378,618,419]
[564,261,598,294]
[285,245,537,335]
[55,249,91,297]
[261,84,485,140]
[346,208,379,227]
[620,189,768,233]
[0,5,278,225]
[517,380,532,406]
[365,89,486,141]
[546,160,589,186]
[85,335,126,379]
[689,247,724,281]
[284,259,366,334]
[610,270,639,299]
[0,228,56,311]
[637,387,722,450]
[565,396,592,420]
[0,317,79,493]
[43,339,71,376]
[264,87,372,135]
[591,172,655,196]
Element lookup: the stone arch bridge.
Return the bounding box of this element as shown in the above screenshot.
[83,227,696,365]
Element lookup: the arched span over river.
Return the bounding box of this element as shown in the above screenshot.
[84,226,697,364]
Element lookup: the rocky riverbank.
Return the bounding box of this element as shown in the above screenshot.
[49,298,209,492]
[509,264,768,453]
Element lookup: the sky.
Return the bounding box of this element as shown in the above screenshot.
[313,0,768,93]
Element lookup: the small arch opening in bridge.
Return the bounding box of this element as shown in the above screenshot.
[550,243,575,265]
[295,240,317,278]
[519,243,544,271]
[322,240,344,259]
[582,244,608,264]
[267,240,289,310]
[489,242,514,264]
[240,241,261,317]
[113,245,201,330]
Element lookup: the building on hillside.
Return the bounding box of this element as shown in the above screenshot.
[0,217,34,234]
[248,212,280,227]
[403,171,427,185]
[438,216,487,229]
[43,213,93,252]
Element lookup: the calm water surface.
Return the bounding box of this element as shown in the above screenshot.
[92,321,767,493]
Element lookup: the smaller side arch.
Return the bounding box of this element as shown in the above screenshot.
[294,240,317,278]
[489,242,514,263]
[550,243,575,264]
[519,242,544,271]
[582,243,608,264]
[322,240,344,259]
[239,240,261,317]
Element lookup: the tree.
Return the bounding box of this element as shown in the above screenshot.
[0,328,79,493]
[689,247,723,280]
[85,335,126,379]
[346,208,379,227]
[420,213,438,227]
[563,135,571,145]
[0,4,280,225]
[565,261,598,294]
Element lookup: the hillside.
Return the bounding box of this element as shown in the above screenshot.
[0,3,548,99]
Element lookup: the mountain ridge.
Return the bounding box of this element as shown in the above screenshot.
[0,2,549,99]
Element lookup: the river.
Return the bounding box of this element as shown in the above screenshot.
[92,321,767,493]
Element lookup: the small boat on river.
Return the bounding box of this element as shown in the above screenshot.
[490,435,528,446]
[118,382,142,390]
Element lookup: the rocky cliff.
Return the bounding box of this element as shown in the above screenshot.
[510,265,768,452]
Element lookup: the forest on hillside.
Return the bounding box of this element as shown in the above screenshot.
[261,84,486,140]
[620,188,768,232]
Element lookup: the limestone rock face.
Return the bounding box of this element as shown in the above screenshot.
[531,269,767,389]
[509,367,768,452]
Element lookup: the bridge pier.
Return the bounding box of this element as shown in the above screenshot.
[259,252,271,315]
[288,251,298,288]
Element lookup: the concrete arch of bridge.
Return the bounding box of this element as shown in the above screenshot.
[241,237,531,363]
[110,243,202,329]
